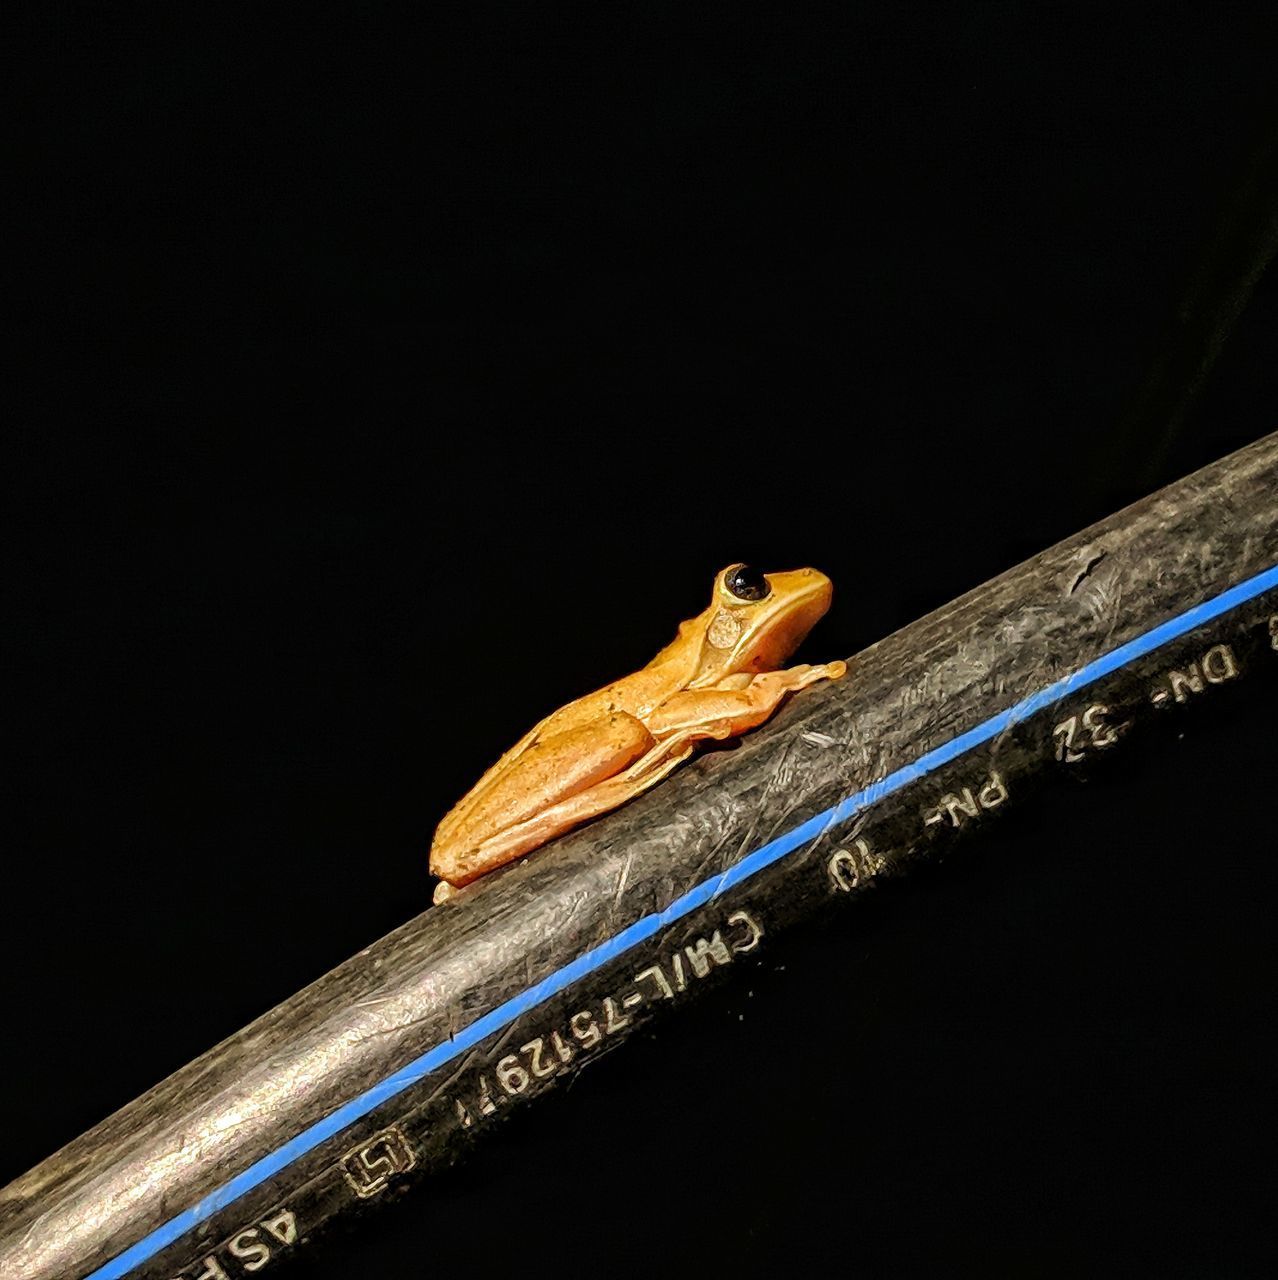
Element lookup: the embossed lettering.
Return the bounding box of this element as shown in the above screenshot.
[570,1010,602,1046]
[522,1038,556,1078]
[497,1055,530,1094]
[684,931,732,978]
[635,964,675,1000]
[726,909,764,952]
[603,996,631,1034]
[1200,643,1238,683]
[188,1259,231,1280]
[827,839,886,892]
[341,1132,416,1198]
[228,1229,270,1272]
[260,1212,298,1246]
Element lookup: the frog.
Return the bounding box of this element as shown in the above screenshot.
[430,564,846,903]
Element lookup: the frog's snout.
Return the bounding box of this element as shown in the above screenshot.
[768,567,834,622]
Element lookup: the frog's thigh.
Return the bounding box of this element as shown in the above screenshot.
[644,687,775,740]
[430,714,653,878]
[438,733,696,889]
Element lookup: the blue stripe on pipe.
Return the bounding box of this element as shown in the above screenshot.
[90,559,1278,1279]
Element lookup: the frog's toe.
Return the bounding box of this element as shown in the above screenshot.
[432,880,457,905]
[795,660,846,688]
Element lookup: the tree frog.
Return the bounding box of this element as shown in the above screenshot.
[430,564,846,902]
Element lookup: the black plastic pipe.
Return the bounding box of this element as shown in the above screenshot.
[2,432,1276,1280]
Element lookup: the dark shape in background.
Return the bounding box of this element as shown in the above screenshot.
[1108,93,1278,493]
[6,6,1278,1275]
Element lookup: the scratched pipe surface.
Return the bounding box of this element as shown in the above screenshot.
[3,432,1277,1280]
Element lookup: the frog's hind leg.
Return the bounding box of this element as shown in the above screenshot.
[431,713,657,893]
[432,734,698,900]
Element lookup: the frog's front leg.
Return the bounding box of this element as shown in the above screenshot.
[646,661,847,741]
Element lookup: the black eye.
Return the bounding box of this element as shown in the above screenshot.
[724,564,771,602]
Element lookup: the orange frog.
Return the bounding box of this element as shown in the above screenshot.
[430,565,846,902]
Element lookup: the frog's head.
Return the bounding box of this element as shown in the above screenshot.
[690,564,835,685]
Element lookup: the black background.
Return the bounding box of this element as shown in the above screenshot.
[8,5,1278,1276]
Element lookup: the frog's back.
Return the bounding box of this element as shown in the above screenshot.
[432,603,713,859]
[533,659,684,734]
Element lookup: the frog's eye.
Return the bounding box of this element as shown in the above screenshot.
[724,564,771,603]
